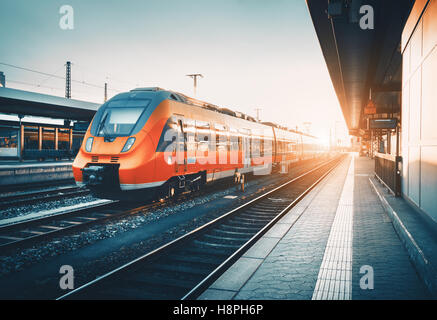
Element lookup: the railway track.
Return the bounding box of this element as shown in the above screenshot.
[0,185,90,209]
[0,176,244,252]
[0,200,121,251]
[58,155,345,300]
[0,158,330,254]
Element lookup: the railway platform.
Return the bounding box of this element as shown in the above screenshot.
[199,154,437,300]
[0,160,73,188]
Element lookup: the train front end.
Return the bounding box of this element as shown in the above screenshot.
[72,89,168,200]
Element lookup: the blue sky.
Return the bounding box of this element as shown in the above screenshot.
[0,0,347,140]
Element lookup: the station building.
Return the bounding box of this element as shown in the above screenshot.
[0,86,100,161]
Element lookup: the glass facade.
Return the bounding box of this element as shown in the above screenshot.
[42,128,55,149]
[23,126,38,150]
[0,122,86,159]
[58,129,71,150]
[0,126,19,157]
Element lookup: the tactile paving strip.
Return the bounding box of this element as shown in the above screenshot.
[312,156,354,300]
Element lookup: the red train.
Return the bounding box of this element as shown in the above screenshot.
[73,87,326,200]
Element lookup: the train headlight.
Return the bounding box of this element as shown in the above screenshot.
[85,137,94,152]
[121,137,136,153]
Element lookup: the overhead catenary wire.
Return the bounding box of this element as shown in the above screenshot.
[73,63,140,88]
[0,62,123,93]
[6,79,108,97]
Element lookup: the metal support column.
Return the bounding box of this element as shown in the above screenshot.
[19,115,24,162]
[54,128,59,151]
[38,126,42,150]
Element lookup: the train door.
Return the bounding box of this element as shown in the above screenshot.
[229,127,239,168]
[185,119,196,173]
[271,127,277,163]
[176,119,187,174]
[241,129,251,170]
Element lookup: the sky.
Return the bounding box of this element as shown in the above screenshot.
[0,0,348,142]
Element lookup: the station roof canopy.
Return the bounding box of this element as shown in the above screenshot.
[0,87,100,121]
[306,0,414,136]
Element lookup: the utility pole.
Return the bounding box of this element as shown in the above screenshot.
[186,74,203,96]
[255,108,262,122]
[65,61,71,99]
[104,82,108,102]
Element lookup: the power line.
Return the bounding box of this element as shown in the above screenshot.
[73,63,139,88]
[36,65,64,87]
[0,62,123,93]
[7,79,65,91]
[0,62,65,80]
[6,79,107,98]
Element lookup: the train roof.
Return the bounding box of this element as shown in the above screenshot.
[131,87,318,139]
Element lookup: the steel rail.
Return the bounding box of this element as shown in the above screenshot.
[57,155,345,300]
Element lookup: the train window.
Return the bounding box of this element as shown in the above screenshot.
[184,119,196,157]
[95,107,146,137]
[251,136,260,157]
[196,120,210,152]
[264,138,273,157]
[228,135,238,152]
[156,117,178,153]
[0,126,19,157]
[288,142,296,152]
[90,97,152,137]
[228,127,238,152]
[170,94,180,101]
[217,136,228,152]
[195,121,210,140]
[215,124,228,153]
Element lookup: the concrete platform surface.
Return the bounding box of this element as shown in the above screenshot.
[0,161,73,187]
[0,160,73,169]
[199,155,433,300]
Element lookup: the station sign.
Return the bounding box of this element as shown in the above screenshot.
[73,121,90,131]
[364,100,376,115]
[369,118,398,129]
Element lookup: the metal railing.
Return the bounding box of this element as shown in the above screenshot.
[374,152,402,197]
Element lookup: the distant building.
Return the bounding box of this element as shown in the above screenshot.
[0,72,5,87]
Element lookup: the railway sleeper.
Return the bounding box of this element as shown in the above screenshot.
[166,253,225,266]
[145,261,213,276]
[177,246,231,259]
[238,212,276,220]
[210,228,255,239]
[219,223,260,233]
[127,269,203,289]
[228,216,269,226]
[202,233,250,245]
[193,239,241,250]
[89,285,180,300]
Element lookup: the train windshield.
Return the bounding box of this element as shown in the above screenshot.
[95,99,150,137]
